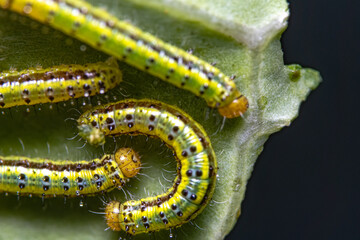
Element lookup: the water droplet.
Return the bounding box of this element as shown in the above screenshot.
[169,228,173,238]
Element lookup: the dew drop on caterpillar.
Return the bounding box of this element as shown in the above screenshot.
[0,57,122,108]
[0,0,248,118]
[0,147,140,197]
[77,99,217,235]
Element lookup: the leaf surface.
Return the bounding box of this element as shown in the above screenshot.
[0,1,320,239]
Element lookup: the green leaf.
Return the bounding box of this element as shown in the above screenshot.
[0,0,321,239]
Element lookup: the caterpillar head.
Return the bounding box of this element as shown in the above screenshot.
[115,148,141,178]
[78,124,105,146]
[218,94,249,118]
[105,201,122,231]
[105,201,139,234]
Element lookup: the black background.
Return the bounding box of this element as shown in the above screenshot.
[227,0,359,239]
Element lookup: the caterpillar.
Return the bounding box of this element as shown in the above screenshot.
[77,99,217,235]
[0,0,249,118]
[0,58,122,108]
[0,147,141,197]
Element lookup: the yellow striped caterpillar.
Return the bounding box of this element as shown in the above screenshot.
[0,0,249,118]
[77,99,217,235]
[0,58,121,108]
[0,147,140,197]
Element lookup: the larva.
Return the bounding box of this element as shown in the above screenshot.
[0,147,141,197]
[77,99,217,235]
[0,0,249,118]
[0,58,122,108]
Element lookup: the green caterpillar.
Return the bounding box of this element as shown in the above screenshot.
[0,0,248,118]
[77,99,217,235]
[0,148,140,197]
[0,58,121,108]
